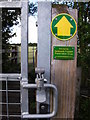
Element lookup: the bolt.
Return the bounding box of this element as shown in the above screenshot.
[55,18,57,20]
[41,105,45,110]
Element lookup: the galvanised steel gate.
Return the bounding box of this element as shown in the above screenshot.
[0,1,58,120]
[0,0,28,119]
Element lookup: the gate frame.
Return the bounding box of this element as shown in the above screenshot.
[0,0,28,119]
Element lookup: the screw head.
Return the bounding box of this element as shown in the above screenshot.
[41,105,45,110]
[55,18,57,20]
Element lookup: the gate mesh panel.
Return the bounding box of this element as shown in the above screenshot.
[0,74,21,120]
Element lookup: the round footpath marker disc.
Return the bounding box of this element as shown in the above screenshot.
[50,13,77,41]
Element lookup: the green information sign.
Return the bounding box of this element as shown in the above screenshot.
[51,13,77,41]
[53,46,75,60]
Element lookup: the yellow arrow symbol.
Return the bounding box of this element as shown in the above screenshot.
[55,16,73,36]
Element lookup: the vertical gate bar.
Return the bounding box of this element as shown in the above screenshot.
[6,77,9,120]
[0,7,2,120]
[37,1,52,114]
[33,47,34,66]
[21,0,29,116]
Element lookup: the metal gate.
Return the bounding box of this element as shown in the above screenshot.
[0,1,58,120]
[0,0,28,119]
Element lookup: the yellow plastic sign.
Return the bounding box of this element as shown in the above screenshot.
[51,13,77,41]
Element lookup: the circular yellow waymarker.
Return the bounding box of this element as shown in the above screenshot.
[50,13,77,41]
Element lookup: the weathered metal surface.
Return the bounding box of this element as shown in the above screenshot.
[21,0,28,115]
[37,1,52,113]
[0,1,21,8]
[37,1,51,81]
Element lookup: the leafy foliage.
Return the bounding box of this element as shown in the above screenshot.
[29,2,37,16]
[74,2,90,85]
[73,2,90,119]
[79,96,90,120]
[2,2,37,73]
[2,8,21,73]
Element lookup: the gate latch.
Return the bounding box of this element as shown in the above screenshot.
[35,68,46,103]
[21,67,58,119]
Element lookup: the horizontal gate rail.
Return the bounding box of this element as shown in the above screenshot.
[0,79,21,81]
[0,115,21,117]
[0,1,21,8]
[0,90,21,92]
[0,102,21,105]
[0,73,21,78]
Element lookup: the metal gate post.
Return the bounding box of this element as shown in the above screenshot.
[21,0,29,116]
[37,1,52,113]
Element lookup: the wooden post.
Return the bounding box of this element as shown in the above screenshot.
[51,5,77,119]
